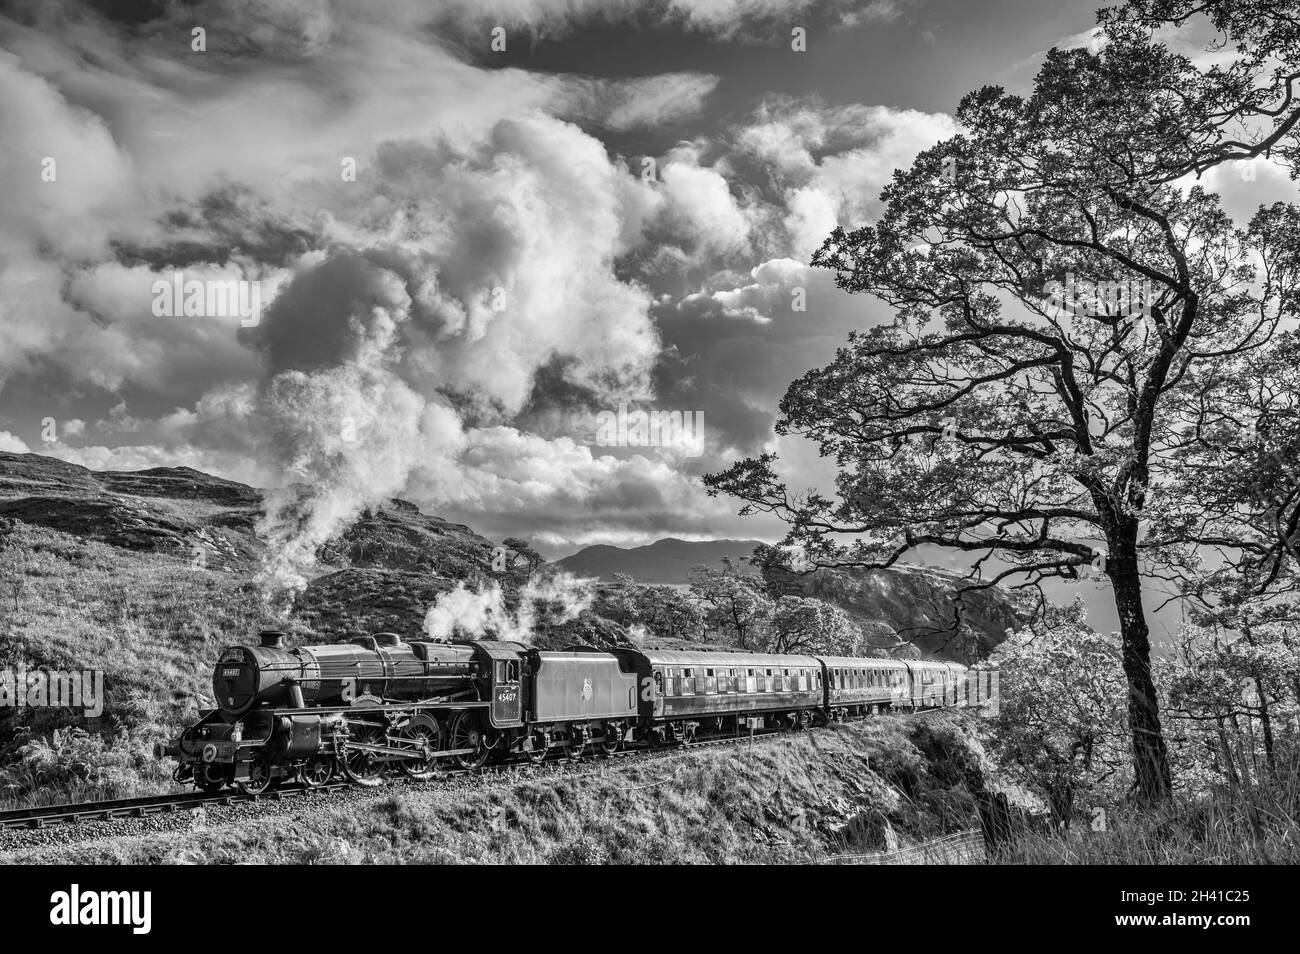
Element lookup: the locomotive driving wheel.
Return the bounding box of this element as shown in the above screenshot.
[448,712,489,770]
[237,753,274,795]
[342,722,387,786]
[524,729,549,764]
[195,763,226,793]
[299,755,336,788]
[398,720,444,780]
[566,735,586,761]
[600,723,621,755]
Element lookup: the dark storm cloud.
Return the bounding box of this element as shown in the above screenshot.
[246,249,406,373]
[114,186,322,270]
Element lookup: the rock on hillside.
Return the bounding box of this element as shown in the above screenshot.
[764,563,1026,664]
[293,568,459,642]
[317,501,497,578]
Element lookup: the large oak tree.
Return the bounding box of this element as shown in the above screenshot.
[706,6,1300,803]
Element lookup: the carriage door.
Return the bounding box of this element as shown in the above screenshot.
[492,659,522,725]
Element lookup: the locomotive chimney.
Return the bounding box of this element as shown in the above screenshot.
[258,630,286,649]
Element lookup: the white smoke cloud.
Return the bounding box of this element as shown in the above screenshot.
[422,572,595,643]
[244,112,665,599]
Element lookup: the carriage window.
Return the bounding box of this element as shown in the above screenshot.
[706,668,714,677]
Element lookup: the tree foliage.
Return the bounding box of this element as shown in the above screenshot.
[705,3,1300,803]
[992,603,1130,827]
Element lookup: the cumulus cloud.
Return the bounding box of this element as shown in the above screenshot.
[656,145,754,256]
[0,431,31,453]
[0,0,949,569]
[560,73,721,131]
[734,98,957,258]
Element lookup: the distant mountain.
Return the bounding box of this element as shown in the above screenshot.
[556,538,765,583]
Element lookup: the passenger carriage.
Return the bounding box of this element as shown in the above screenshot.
[818,655,909,718]
[903,660,969,708]
[613,649,824,743]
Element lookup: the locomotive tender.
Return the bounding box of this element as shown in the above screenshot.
[162,630,997,794]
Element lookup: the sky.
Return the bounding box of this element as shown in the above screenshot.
[1,0,1295,592]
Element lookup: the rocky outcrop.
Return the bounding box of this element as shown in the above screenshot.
[763,563,1026,664]
[0,451,504,636]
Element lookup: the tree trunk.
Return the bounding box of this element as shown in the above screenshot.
[1215,719,1240,789]
[1106,538,1173,804]
[1240,626,1277,774]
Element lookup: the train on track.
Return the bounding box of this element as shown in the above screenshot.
[161,631,998,794]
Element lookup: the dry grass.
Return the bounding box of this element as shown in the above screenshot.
[994,756,1300,864]
[0,524,284,807]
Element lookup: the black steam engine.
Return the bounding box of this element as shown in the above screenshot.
[162,630,996,794]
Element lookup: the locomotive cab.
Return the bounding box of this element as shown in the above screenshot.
[463,640,527,728]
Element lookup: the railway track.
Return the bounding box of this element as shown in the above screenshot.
[0,723,795,831]
[0,782,355,830]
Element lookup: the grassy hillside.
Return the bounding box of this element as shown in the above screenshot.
[0,521,277,806]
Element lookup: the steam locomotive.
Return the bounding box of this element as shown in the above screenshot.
[161,630,998,794]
